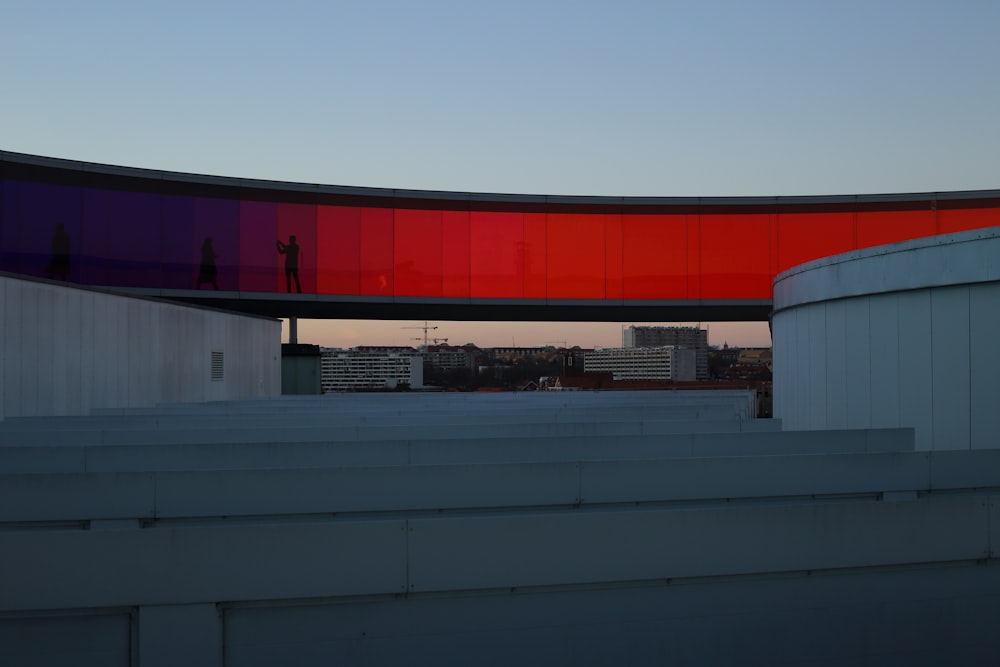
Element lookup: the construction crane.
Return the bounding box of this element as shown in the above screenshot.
[401,321,438,346]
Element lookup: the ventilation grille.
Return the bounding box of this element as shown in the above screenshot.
[211,351,224,381]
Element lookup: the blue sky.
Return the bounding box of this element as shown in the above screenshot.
[3,1,998,347]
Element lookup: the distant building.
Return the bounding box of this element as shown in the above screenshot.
[320,347,424,392]
[422,344,478,372]
[623,326,708,380]
[584,346,696,381]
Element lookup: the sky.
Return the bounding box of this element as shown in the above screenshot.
[3,1,998,349]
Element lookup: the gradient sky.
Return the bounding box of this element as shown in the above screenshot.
[3,1,998,348]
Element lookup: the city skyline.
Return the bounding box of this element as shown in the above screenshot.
[288,319,772,350]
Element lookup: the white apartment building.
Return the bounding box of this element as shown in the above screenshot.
[622,326,708,380]
[584,346,696,381]
[320,348,424,392]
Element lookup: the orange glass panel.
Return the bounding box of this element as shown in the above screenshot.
[605,214,623,300]
[523,213,547,298]
[441,210,471,297]
[359,207,393,296]
[394,209,442,297]
[856,209,935,249]
[775,212,855,273]
[469,211,523,298]
[698,214,771,299]
[317,205,361,295]
[621,215,688,299]
[938,207,1000,234]
[546,214,606,299]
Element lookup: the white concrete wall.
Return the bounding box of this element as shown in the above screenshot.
[0,274,281,420]
[772,227,1000,450]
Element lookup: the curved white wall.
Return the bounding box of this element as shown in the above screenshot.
[1,274,281,420]
[772,227,1000,450]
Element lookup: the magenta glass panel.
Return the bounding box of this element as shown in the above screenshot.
[277,203,317,294]
[522,214,547,298]
[698,214,772,299]
[239,201,278,293]
[360,207,393,296]
[546,214,606,299]
[394,209,442,297]
[622,215,689,299]
[317,205,361,295]
[469,211,523,298]
[775,212,855,273]
[441,211,471,297]
[160,195,195,289]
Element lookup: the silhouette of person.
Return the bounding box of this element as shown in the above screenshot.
[197,236,219,289]
[47,223,71,280]
[277,235,302,293]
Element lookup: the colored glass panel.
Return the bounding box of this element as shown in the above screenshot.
[441,211,471,297]
[239,201,279,293]
[394,209,442,297]
[359,207,393,296]
[604,215,624,300]
[317,205,361,295]
[103,190,162,288]
[546,214,606,299]
[775,212,855,273]
[622,215,689,299]
[469,212,523,298]
[193,197,239,291]
[522,213,547,298]
[938,207,1000,234]
[2,181,82,280]
[856,209,936,249]
[160,196,195,290]
[277,203,317,294]
[698,214,771,299]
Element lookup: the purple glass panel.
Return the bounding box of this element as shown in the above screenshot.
[98,190,162,288]
[239,201,279,293]
[1,180,82,280]
[160,196,195,289]
[192,197,239,291]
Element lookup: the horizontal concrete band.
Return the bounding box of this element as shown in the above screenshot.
[8,446,1000,523]
[1,493,992,611]
[0,418,778,447]
[0,427,901,474]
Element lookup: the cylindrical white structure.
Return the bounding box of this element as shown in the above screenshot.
[772,226,1000,450]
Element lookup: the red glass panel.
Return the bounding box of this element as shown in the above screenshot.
[359,207,393,296]
[277,203,317,294]
[698,214,771,299]
[938,207,1000,234]
[469,212,523,298]
[546,214,606,299]
[856,210,935,249]
[394,209,442,297]
[317,205,361,295]
[441,211,471,297]
[605,214,623,300]
[523,213,547,298]
[775,212,855,273]
[622,215,689,299]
